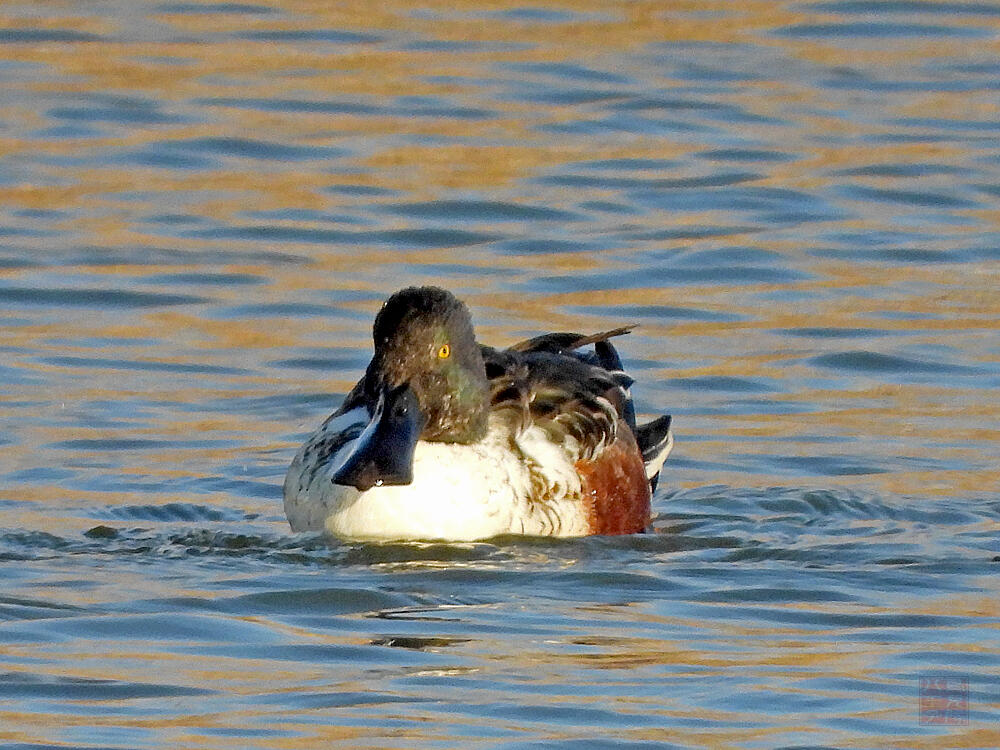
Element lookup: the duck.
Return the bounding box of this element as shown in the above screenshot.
[284,286,673,541]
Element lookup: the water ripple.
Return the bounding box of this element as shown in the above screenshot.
[777,22,988,38]
[810,350,991,377]
[238,29,382,44]
[48,95,192,125]
[129,137,347,168]
[0,672,214,700]
[0,286,206,308]
[382,200,580,222]
[808,0,1000,15]
[157,2,275,13]
[0,28,105,43]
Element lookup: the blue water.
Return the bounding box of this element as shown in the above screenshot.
[1,0,998,747]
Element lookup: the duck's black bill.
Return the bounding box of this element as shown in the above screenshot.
[331,383,425,492]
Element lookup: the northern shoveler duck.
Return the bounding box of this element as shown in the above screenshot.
[284,286,673,541]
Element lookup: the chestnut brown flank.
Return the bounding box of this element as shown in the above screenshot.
[576,422,651,535]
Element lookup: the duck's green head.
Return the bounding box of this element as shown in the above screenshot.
[332,287,492,491]
[365,286,489,443]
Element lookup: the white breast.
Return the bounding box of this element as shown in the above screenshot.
[283,413,591,541]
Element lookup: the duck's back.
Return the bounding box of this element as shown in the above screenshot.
[480,329,655,535]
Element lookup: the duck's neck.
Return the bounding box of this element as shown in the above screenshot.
[364,352,490,446]
[423,367,490,444]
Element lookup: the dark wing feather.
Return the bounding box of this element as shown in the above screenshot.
[481,342,629,462]
[507,326,635,359]
[500,327,637,432]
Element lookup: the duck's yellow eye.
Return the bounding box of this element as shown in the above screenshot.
[437,344,450,359]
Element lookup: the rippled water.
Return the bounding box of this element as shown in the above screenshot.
[2,1,999,747]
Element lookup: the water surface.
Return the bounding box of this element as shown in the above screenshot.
[1,0,998,747]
